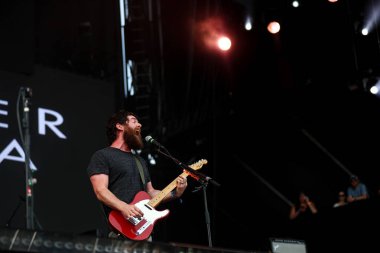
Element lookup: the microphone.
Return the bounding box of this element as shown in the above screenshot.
[145,136,166,150]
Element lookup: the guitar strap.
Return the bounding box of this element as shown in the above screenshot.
[133,155,146,191]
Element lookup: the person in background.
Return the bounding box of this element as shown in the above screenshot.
[289,192,318,220]
[346,175,369,203]
[333,191,347,208]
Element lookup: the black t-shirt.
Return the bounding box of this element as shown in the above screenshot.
[87,147,151,216]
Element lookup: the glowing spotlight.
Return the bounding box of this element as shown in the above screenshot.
[267,21,280,34]
[370,85,379,94]
[364,76,380,95]
[361,0,380,35]
[292,1,300,8]
[328,0,338,3]
[147,153,156,165]
[198,18,232,52]
[361,27,369,36]
[217,36,232,51]
[245,16,253,31]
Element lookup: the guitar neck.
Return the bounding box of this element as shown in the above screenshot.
[148,171,188,207]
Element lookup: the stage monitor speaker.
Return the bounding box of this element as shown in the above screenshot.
[269,238,307,253]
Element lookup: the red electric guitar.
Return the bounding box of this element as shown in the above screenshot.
[108,159,208,240]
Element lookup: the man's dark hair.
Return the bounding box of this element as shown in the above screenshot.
[106,110,137,144]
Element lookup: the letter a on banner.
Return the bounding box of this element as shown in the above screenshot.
[0,139,37,170]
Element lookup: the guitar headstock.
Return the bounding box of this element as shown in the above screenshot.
[189,159,208,171]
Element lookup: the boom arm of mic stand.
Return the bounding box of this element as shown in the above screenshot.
[155,148,221,187]
[154,147,217,247]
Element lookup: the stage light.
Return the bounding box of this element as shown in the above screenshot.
[370,85,379,95]
[217,36,232,51]
[267,21,280,34]
[147,153,156,165]
[292,1,300,8]
[364,76,380,95]
[361,0,380,35]
[197,18,233,52]
[361,27,369,36]
[245,16,253,31]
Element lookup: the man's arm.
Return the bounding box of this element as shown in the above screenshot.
[356,184,369,200]
[307,201,318,214]
[347,188,355,203]
[347,185,369,202]
[89,174,143,218]
[289,205,298,220]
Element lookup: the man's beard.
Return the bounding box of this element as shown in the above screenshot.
[123,127,144,150]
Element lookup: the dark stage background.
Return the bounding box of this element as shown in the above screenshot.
[1,0,380,252]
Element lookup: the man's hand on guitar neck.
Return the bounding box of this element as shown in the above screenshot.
[174,175,188,198]
[152,175,188,203]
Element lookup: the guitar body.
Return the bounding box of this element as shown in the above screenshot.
[108,191,170,240]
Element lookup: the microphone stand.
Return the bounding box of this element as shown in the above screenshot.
[192,181,213,247]
[154,147,220,247]
[20,87,35,230]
